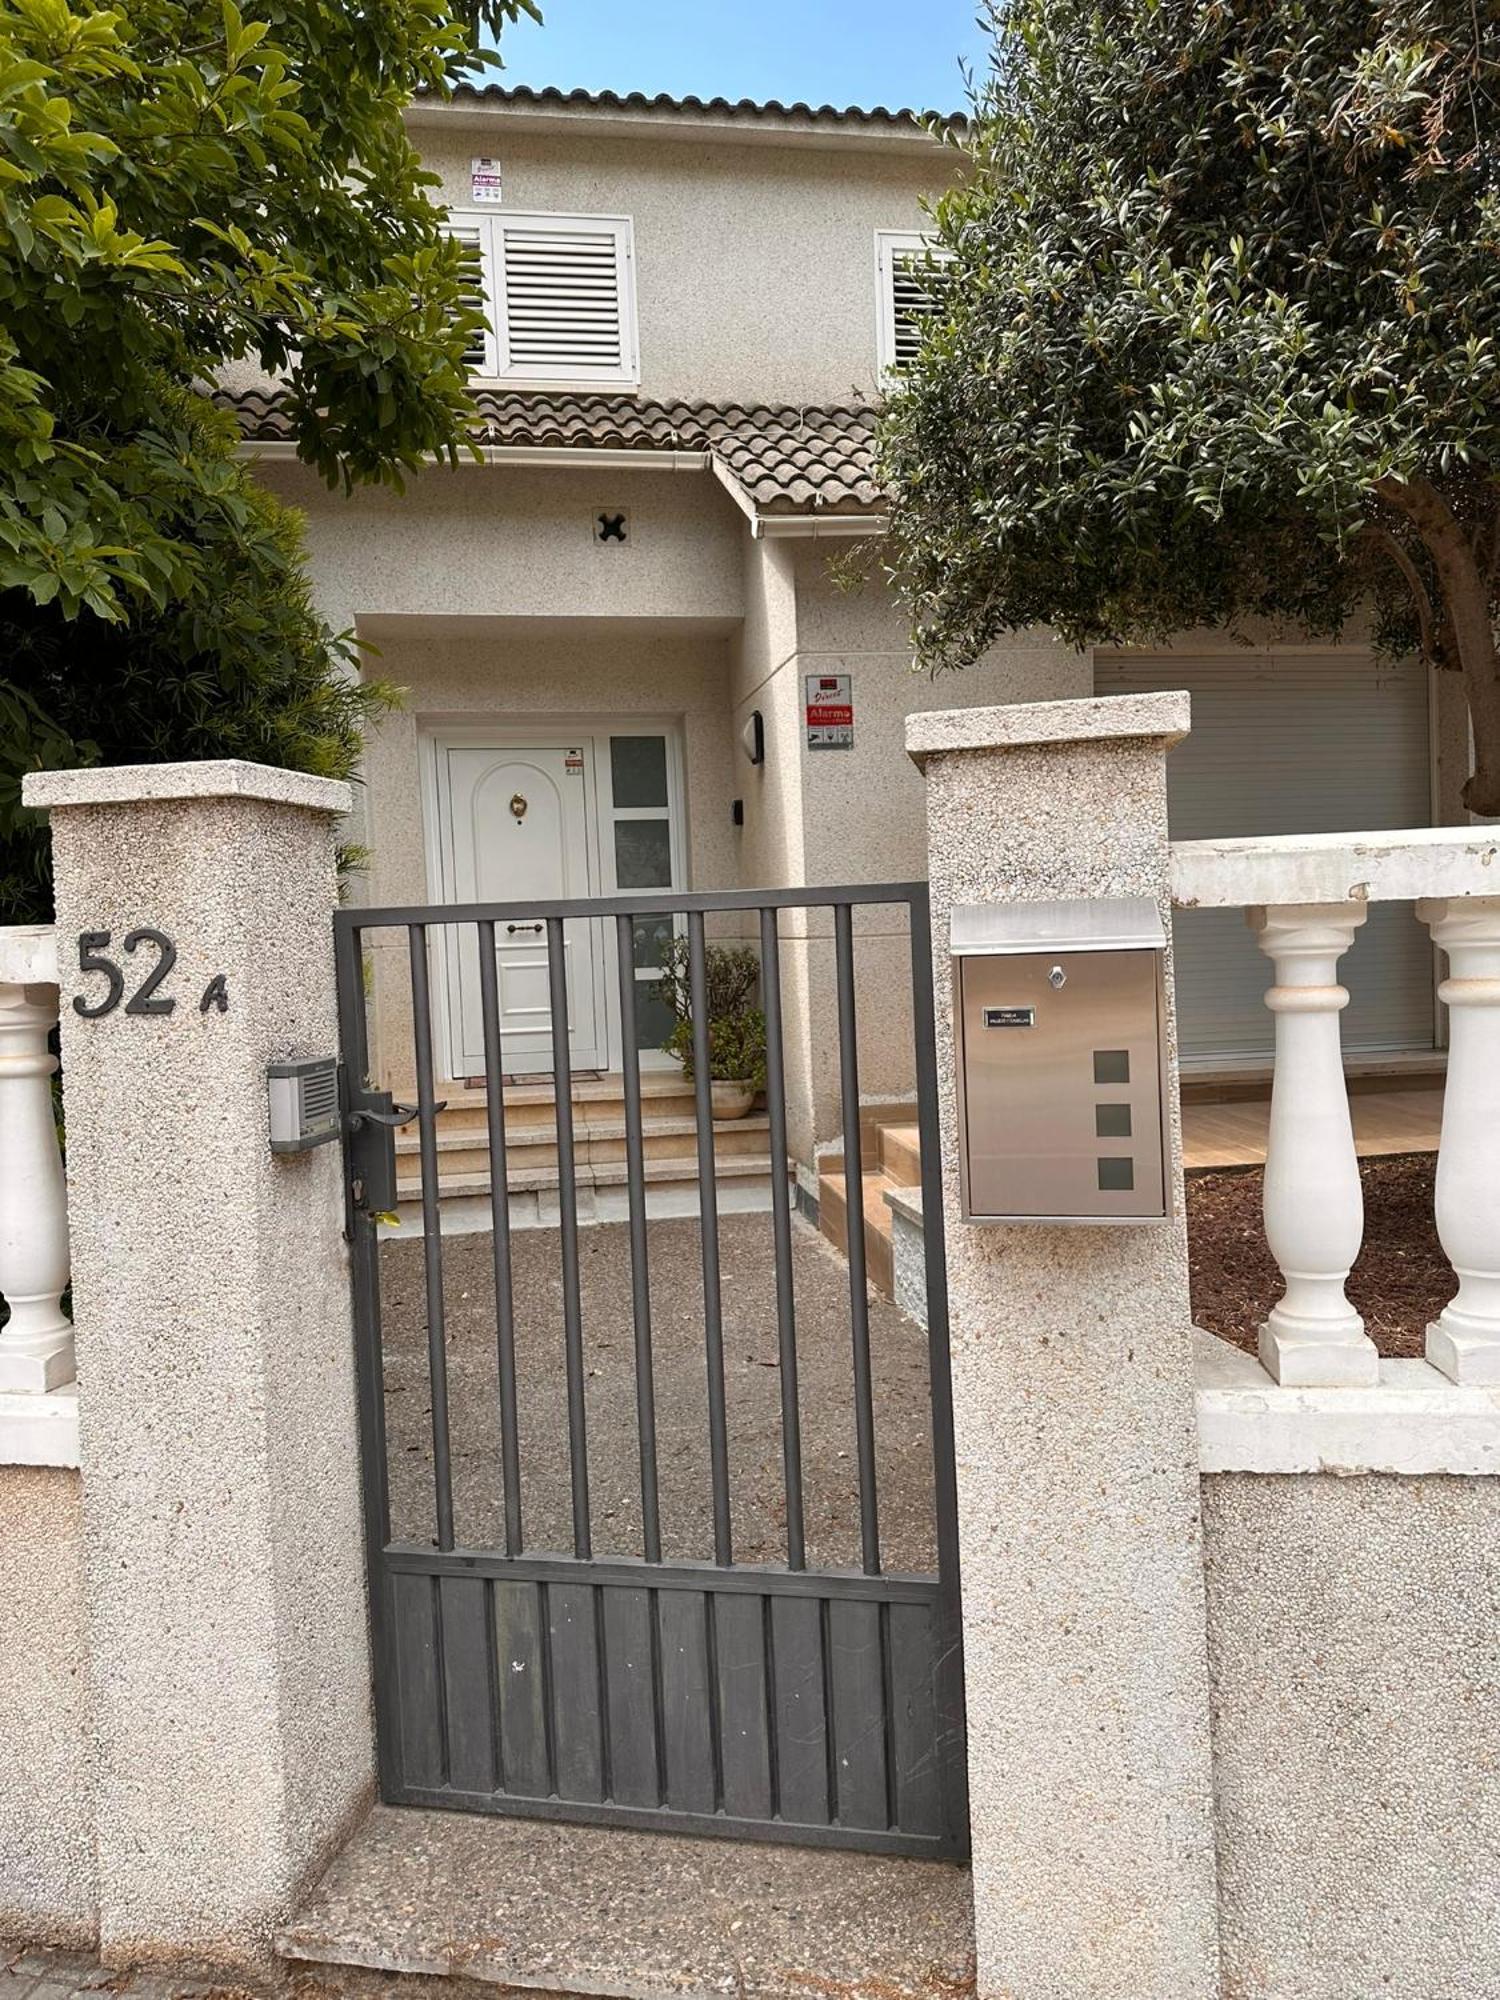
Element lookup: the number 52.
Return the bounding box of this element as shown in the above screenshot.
[74,929,177,1019]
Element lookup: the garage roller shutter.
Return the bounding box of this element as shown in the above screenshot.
[1095,650,1436,1063]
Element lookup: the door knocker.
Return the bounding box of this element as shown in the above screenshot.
[510,793,528,821]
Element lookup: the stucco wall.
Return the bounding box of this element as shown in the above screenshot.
[1203,1472,1500,2000]
[738,546,1092,1153]
[0,1465,98,1947]
[258,460,745,634]
[412,121,948,406]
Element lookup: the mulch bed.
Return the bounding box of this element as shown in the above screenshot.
[1186,1152,1449,1361]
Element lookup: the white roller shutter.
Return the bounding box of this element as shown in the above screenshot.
[1096,649,1436,1062]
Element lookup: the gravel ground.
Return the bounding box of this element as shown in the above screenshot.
[378,1210,940,1573]
[1187,1152,1449,1360]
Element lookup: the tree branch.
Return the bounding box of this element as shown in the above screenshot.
[1361,521,1438,661]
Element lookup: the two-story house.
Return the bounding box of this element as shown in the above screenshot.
[225,84,1463,1219]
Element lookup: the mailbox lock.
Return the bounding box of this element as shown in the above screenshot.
[1049,965,1067,989]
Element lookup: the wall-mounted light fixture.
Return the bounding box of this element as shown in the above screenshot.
[741,709,765,765]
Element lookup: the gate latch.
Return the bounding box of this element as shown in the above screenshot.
[343,1082,444,1229]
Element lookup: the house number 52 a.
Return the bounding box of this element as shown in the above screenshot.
[73,930,229,1019]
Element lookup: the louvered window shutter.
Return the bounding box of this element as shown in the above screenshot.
[877,232,952,376]
[441,223,497,375]
[437,212,638,386]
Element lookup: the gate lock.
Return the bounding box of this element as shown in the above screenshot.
[341,1079,445,1227]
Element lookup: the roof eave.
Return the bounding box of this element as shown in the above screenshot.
[404,97,955,157]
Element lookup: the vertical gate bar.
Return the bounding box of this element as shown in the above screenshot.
[820,1596,840,1824]
[538,1578,560,1796]
[408,923,455,1553]
[648,1586,669,1807]
[704,1591,725,1813]
[485,1576,505,1793]
[615,913,662,1564]
[477,919,524,1557]
[907,882,970,1842]
[687,910,732,1566]
[759,906,806,1571]
[594,1581,614,1803]
[834,900,881,1575]
[546,915,592,1560]
[761,1593,781,1823]
[336,918,402,1795]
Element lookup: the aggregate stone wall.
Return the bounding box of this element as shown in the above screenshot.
[0,1465,98,1946]
[1203,1473,1500,2000]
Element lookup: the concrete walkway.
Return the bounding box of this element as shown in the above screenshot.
[379,1210,941,1574]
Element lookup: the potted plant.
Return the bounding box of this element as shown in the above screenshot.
[657,937,767,1117]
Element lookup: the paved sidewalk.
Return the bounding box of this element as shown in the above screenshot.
[2,1946,260,2000]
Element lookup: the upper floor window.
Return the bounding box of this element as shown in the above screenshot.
[443,211,640,388]
[875,230,953,378]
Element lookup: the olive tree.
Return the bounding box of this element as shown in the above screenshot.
[881,0,1500,810]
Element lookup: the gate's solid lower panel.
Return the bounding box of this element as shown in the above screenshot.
[381,1554,965,1857]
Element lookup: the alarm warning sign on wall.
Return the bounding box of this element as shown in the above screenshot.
[805,673,854,750]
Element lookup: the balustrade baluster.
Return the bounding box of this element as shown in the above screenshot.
[0,926,74,1394]
[1249,902,1379,1387]
[1417,895,1500,1386]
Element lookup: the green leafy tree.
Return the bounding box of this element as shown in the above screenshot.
[881,0,1500,812]
[0,0,538,920]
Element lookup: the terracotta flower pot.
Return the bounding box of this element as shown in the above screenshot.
[710,1079,756,1120]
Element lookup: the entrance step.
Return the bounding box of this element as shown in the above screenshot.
[386,1072,785,1225]
[815,1111,925,1302]
[818,1167,897,1300]
[392,1154,788,1235]
[279,1803,974,2000]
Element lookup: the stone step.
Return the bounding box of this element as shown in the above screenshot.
[389,1153,785,1235]
[817,1167,896,1299]
[401,1071,700,1135]
[395,1115,774,1186]
[278,1803,973,2000]
[877,1119,922,1187]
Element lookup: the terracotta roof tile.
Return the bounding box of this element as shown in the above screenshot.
[221,387,886,518]
[438,84,965,132]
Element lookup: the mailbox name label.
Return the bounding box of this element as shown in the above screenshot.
[982,1005,1036,1029]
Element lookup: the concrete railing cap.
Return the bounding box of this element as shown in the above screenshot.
[1172,826,1500,910]
[0,923,58,986]
[23,759,352,815]
[905,691,1191,768]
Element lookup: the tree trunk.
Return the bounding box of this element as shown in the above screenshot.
[1376,475,1500,817]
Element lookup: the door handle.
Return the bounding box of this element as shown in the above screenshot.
[507,923,545,935]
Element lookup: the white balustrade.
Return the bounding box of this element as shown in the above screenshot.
[0,925,74,1393]
[1172,827,1500,1394]
[1417,896,1500,1385]
[1248,902,1378,1386]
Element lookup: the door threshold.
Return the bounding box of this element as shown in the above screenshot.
[280,1803,973,2000]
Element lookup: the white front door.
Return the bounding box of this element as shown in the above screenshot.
[437,741,607,1079]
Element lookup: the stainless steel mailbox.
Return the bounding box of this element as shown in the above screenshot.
[951,897,1169,1224]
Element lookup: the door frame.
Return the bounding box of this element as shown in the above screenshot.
[421,718,690,1082]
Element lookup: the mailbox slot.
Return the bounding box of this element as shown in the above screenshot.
[951,898,1169,1224]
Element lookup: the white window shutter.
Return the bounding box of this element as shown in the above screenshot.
[876,231,952,377]
[441,223,498,376]
[437,210,638,387]
[496,217,635,381]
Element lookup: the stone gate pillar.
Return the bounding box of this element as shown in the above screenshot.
[22,761,371,1968]
[906,695,1222,2000]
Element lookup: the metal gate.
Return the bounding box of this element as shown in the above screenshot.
[335,884,968,1857]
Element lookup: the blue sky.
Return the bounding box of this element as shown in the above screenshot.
[492,1,993,115]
